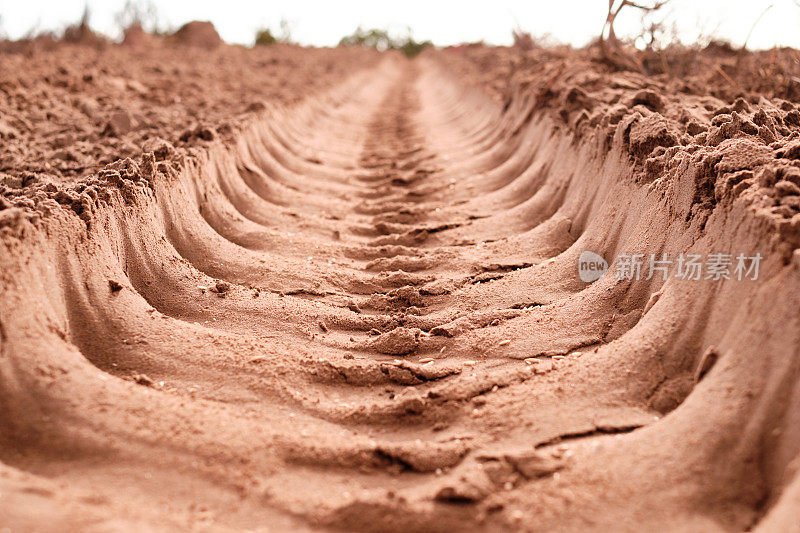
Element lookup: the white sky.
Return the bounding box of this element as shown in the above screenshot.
[0,0,797,50]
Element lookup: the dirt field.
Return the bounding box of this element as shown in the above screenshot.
[1,27,800,532]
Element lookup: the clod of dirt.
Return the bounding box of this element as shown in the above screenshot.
[246,101,268,112]
[476,448,564,480]
[419,278,457,295]
[73,95,102,121]
[714,138,773,173]
[776,180,800,196]
[141,137,175,160]
[179,125,215,143]
[775,139,800,160]
[434,465,495,503]
[503,451,563,479]
[376,439,469,472]
[171,21,223,49]
[209,280,230,297]
[104,110,137,137]
[626,89,664,111]
[430,317,472,337]
[370,327,421,355]
[132,374,154,387]
[628,114,678,158]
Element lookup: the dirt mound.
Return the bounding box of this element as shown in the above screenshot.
[0,38,799,532]
[170,20,223,49]
[61,20,107,48]
[121,23,156,48]
[0,41,376,184]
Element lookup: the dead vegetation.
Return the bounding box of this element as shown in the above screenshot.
[339,26,432,57]
[255,19,293,47]
[511,26,535,51]
[2,3,799,102]
[599,0,670,71]
[582,1,800,101]
[115,0,164,35]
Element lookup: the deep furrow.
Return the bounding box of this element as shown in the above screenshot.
[2,42,800,532]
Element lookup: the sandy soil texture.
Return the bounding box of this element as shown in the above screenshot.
[1,34,800,532]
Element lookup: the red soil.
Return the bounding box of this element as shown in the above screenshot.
[1,30,799,532]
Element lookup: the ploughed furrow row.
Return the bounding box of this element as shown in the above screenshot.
[1,51,799,533]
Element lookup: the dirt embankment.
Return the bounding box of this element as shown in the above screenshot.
[1,36,799,532]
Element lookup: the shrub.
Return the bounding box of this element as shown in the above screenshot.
[254,19,292,46]
[339,26,431,57]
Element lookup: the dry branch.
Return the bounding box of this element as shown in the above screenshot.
[600,0,670,71]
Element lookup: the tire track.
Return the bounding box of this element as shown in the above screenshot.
[2,51,799,532]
